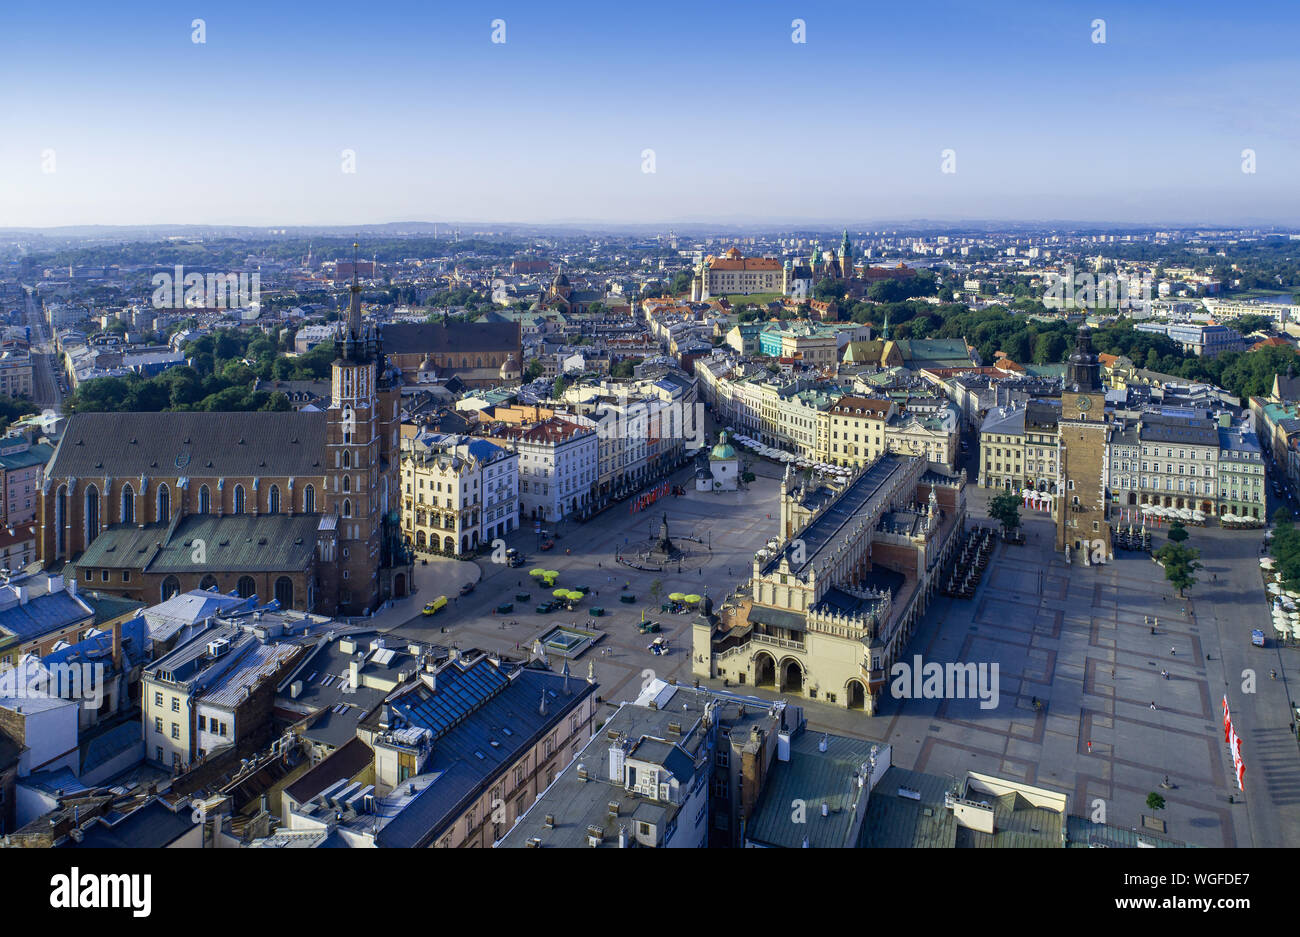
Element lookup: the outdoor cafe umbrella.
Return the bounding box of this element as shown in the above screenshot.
[553,588,569,598]
[669,592,687,601]
[684,594,702,604]
[530,568,546,577]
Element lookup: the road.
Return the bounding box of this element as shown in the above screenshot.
[22,287,64,411]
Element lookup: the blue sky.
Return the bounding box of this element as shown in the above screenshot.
[2,0,1299,227]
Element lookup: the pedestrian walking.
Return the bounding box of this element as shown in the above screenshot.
[1087,740,1092,753]
[1170,646,1176,656]
[1150,701,1157,710]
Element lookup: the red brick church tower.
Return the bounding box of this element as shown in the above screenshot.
[324,245,410,612]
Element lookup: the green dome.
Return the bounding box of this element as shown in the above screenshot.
[709,431,737,460]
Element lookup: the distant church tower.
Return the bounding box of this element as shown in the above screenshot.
[325,244,409,613]
[839,229,854,279]
[1055,325,1112,560]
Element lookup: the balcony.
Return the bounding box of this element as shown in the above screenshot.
[750,632,805,652]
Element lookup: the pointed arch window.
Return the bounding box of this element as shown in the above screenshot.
[121,483,135,525]
[198,485,211,514]
[157,483,170,522]
[234,485,246,514]
[304,484,316,513]
[85,486,100,541]
[269,485,281,514]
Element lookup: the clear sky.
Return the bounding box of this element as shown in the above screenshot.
[3,0,1299,228]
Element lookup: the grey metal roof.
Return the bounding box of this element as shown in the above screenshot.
[375,666,594,848]
[383,321,520,354]
[764,455,909,577]
[859,765,958,848]
[77,513,321,574]
[0,590,94,643]
[48,411,327,479]
[745,730,881,848]
[61,798,194,849]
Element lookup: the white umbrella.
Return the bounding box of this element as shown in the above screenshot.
[1269,582,1282,594]
[1275,619,1290,635]
[1262,557,1276,568]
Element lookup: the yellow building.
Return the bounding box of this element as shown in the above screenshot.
[829,396,894,466]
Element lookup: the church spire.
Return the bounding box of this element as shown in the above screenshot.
[347,241,362,343]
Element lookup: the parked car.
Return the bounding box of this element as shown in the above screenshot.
[459,581,475,596]
[496,602,514,614]
[508,554,527,567]
[540,539,555,551]
[1252,629,1266,647]
[514,591,531,602]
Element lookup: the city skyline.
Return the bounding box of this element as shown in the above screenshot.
[4,0,1300,228]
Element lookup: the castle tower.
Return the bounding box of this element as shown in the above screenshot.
[1055,325,1112,559]
[840,229,854,279]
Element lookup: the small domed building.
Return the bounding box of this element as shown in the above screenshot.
[697,430,739,491]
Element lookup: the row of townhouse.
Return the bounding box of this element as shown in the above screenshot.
[980,402,1266,520]
[696,352,960,470]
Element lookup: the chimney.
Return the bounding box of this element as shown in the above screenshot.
[349,659,360,691]
[110,617,122,669]
[46,574,64,595]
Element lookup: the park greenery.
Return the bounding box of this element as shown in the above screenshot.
[1270,511,1300,590]
[0,395,39,434]
[65,327,333,414]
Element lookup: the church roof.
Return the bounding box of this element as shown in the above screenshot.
[77,513,323,574]
[48,411,328,480]
[382,321,520,355]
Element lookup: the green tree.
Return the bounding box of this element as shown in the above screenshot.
[524,359,544,380]
[1167,520,1189,543]
[1155,541,1201,597]
[988,491,1021,533]
[1145,792,1166,814]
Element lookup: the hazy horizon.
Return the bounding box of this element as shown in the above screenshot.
[5,0,1300,228]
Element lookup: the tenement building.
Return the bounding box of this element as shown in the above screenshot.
[693,456,966,714]
[39,260,413,613]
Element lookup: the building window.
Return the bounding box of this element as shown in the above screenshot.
[198,485,210,514]
[304,484,316,513]
[233,485,246,514]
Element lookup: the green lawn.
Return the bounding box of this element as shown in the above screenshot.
[713,292,786,307]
